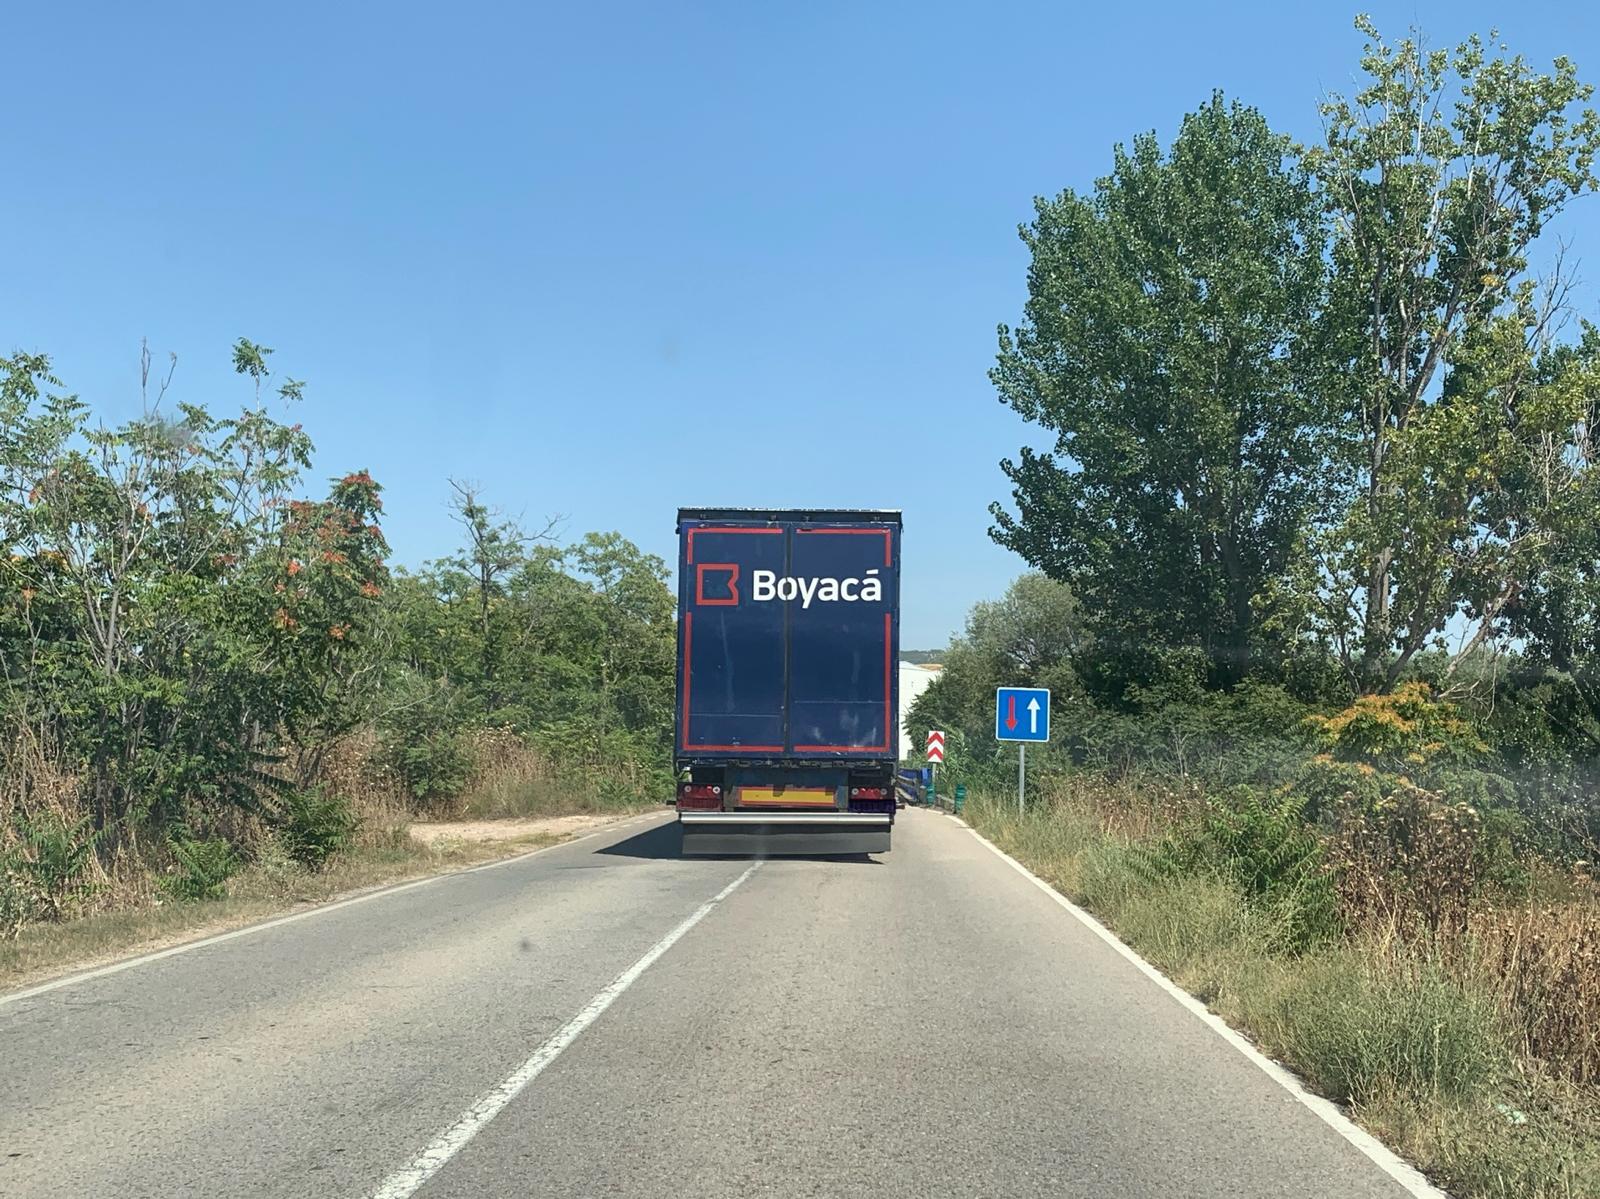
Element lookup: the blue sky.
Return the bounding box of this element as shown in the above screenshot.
[4,1,1597,648]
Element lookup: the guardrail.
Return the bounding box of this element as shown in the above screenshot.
[895,768,966,814]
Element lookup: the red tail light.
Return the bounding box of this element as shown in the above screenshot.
[848,785,894,814]
[677,783,722,811]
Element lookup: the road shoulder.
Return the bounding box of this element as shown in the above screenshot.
[0,809,665,1000]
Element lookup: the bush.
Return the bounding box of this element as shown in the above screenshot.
[159,835,239,901]
[251,833,307,895]
[275,788,357,869]
[1292,754,1385,823]
[1330,784,1482,938]
[1305,682,1488,775]
[1198,787,1340,949]
[380,675,474,806]
[0,814,102,934]
[386,729,473,806]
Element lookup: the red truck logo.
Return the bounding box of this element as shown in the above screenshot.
[695,563,741,606]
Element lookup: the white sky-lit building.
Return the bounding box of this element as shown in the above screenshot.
[898,662,941,760]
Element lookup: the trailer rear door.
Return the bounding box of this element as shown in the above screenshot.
[677,514,899,760]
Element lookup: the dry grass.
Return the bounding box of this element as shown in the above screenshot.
[316,726,661,821]
[0,721,82,828]
[311,728,416,842]
[450,728,660,820]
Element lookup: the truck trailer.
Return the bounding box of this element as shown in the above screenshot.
[674,508,901,856]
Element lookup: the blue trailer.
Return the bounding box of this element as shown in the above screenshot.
[674,507,901,856]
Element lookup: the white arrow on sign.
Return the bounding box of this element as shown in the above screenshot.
[1027,697,1040,734]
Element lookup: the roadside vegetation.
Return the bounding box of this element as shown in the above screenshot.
[1,342,672,961]
[905,18,1600,1198]
[8,10,1600,1196]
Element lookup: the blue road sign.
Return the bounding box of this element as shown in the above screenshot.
[996,687,1051,743]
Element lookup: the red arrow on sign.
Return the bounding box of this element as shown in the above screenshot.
[1005,694,1018,730]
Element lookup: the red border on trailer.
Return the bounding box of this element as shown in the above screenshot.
[790,527,893,754]
[680,523,894,757]
[681,525,785,753]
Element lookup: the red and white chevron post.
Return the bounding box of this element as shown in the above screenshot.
[925,730,945,764]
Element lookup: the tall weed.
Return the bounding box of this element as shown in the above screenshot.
[1469,897,1600,1085]
[274,788,357,869]
[158,835,239,901]
[1,814,104,936]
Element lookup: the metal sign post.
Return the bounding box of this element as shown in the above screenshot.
[1017,745,1026,815]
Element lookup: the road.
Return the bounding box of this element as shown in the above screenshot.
[1,809,1430,1198]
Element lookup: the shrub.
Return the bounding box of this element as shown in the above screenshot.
[0,814,102,934]
[1305,682,1487,775]
[275,788,357,869]
[594,767,670,808]
[1331,784,1482,938]
[1198,787,1340,949]
[386,728,473,806]
[1292,753,1385,823]
[251,833,307,895]
[0,872,26,941]
[380,675,475,806]
[159,835,239,901]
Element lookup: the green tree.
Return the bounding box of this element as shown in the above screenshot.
[1505,330,1600,749]
[906,574,1084,765]
[445,479,559,717]
[2,342,385,844]
[382,513,676,773]
[1306,18,1600,690]
[254,470,391,785]
[564,532,675,740]
[991,94,1329,687]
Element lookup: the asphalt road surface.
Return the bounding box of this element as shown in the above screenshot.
[1,809,1430,1198]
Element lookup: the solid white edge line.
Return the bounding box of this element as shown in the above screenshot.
[945,812,1446,1199]
[369,860,763,1199]
[0,811,674,1008]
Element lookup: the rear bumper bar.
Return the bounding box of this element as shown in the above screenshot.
[677,812,888,825]
[677,811,890,856]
